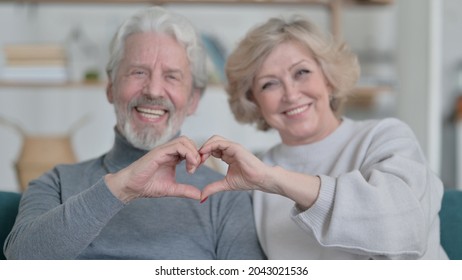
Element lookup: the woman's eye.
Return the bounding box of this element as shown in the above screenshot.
[262,80,278,90]
[295,69,310,78]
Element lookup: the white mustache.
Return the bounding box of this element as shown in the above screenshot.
[128,96,175,113]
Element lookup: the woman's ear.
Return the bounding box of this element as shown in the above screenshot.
[247,90,260,109]
[106,82,114,104]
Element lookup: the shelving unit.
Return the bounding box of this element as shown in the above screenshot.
[5,0,392,40]
[1,0,393,94]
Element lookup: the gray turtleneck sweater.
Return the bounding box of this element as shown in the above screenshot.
[4,131,265,260]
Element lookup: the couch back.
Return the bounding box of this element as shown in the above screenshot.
[439,189,462,260]
[0,191,21,259]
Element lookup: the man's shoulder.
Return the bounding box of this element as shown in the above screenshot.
[54,155,105,172]
[49,154,107,184]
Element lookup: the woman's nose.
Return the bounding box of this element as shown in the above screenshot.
[282,82,300,102]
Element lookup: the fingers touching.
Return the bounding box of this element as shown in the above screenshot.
[156,136,202,173]
[108,135,262,204]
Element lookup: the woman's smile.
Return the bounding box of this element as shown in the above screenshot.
[284,104,311,117]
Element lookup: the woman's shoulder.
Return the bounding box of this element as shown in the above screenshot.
[347,117,414,136]
[344,117,420,152]
[346,116,405,127]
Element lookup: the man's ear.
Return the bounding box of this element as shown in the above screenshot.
[106,82,114,104]
[187,89,201,116]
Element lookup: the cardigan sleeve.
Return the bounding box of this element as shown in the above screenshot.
[290,118,444,259]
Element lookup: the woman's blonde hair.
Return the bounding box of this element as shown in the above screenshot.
[226,15,360,131]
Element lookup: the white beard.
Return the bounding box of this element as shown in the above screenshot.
[121,117,177,150]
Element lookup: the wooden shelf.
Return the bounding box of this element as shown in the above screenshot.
[1,0,393,91]
[345,85,392,108]
[6,0,391,3]
[7,0,331,4]
[1,0,392,46]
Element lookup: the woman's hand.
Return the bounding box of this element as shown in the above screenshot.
[105,136,202,203]
[199,135,321,210]
[199,135,277,199]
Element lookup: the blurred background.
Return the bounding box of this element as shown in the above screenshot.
[0,0,460,192]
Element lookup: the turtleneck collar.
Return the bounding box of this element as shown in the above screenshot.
[103,128,180,173]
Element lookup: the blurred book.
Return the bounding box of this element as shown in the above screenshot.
[201,33,227,84]
[6,58,67,67]
[1,43,69,83]
[4,43,66,62]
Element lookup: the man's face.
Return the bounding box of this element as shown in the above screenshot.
[107,32,200,150]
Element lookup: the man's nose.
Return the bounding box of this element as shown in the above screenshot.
[142,76,165,98]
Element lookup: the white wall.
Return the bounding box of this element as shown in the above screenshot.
[395,0,442,175]
[0,2,400,192]
[394,0,462,189]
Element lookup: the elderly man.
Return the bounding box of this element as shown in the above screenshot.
[4,6,264,260]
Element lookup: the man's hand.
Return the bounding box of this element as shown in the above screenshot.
[199,135,273,200]
[105,136,202,203]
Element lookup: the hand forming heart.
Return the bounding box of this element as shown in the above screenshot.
[105,135,270,204]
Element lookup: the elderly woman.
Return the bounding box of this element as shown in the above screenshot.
[199,15,448,259]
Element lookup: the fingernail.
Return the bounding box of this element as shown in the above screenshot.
[200,197,208,204]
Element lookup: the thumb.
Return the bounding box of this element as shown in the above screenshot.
[200,179,229,202]
[171,183,202,200]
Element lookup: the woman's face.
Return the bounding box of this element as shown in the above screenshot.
[251,41,340,146]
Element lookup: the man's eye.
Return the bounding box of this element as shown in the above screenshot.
[167,74,179,80]
[131,70,146,76]
[164,70,182,81]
